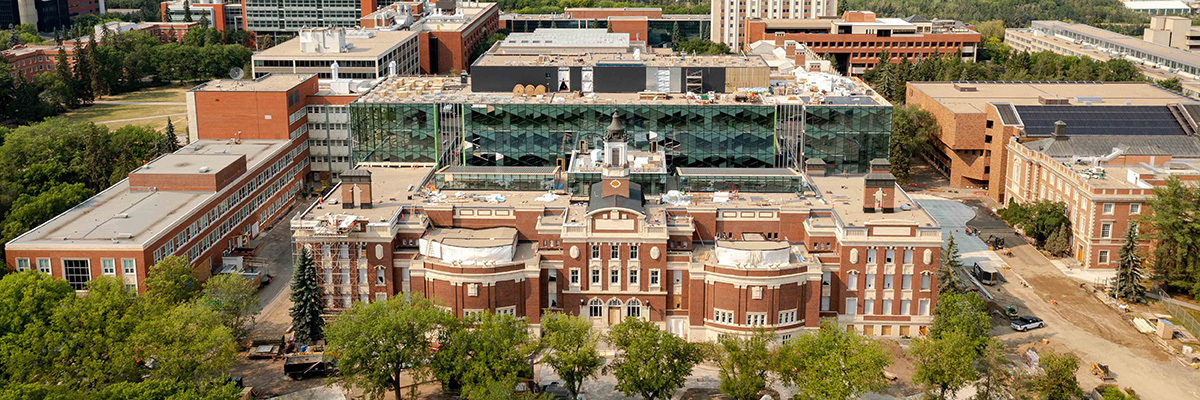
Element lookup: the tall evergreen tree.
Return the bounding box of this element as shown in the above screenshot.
[88,31,107,98]
[1044,224,1070,256]
[1112,224,1146,303]
[72,38,93,104]
[56,46,77,108]
[199,13,210,30]
[164,8,173,22]
[939,235,964,294]
[671,22,681,50]
[7,30,19,48]
[162,117,180,154]
[290,247,324,345]
[183,0,193,22]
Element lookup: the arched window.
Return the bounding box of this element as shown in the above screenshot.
[608,298,623,307]
[588,299,603,317]
[626,298,642,318]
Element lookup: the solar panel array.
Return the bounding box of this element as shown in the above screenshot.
[1013,105,1186,136]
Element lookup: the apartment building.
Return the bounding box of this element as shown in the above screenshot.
[500,8,711,48]
[906,81,1194,202]
[1006,123,1200,268]
[244,0,379,34]
[711,0,838,51]
[1,44,76,80]
[741,11,980,76]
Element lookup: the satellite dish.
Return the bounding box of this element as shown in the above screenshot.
[229,67,244,80]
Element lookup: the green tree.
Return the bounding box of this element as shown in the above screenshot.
[540,312,602,399]
[1111,223,1146,303]
[432,311,537,399]
[605,318,703,400]
[183,0,193,22]
[54,46,76,108]
[671,22,681,50]
[88,31,108,97]
[130,301,238,383]
[1156,77,1182,92]
[1143,176,1200,296]
[1032,351,1082,400]
[0,271,73,338]
[939,235,964,294]
[776,319,890,400]
[714,330,775,400]
[973,338,1017,400]
[290,247,324,345]
[911,329,979,399]
[71,38,93,104]
[1044,224,1070,257]
[0,183,92,244]
[162,116,180,153]
[677,38,731,55]
[200,273,259,341]
[198,13,211,29]
[326,295,454,400]
[889,104,939,183]
[143,256,201,307]
[912,292,992,400]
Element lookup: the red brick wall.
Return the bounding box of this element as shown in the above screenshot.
[191,76,317,140]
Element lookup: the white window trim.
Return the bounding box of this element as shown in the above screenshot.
[101,258,116,276]
[649,269,661,287]
[569,268,581,286]
[15,258,30,271]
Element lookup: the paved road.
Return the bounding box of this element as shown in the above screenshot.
[914,195,1200,399]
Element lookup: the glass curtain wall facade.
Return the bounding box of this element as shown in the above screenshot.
[351,100,891,173]
[466,104,777,169]
[678,172,803,193]
[433,170,556,191]
[350,103,441,164]
[804,106,891,174]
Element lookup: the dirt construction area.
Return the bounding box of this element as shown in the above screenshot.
[920,195,1200,399]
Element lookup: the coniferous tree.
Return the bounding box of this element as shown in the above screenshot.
[199,13,210,30]
[183,0,193,22]
[72,37,93,104]
[164,8,173,22]
[88,31,107,98]
[671,22,681,50]
[55,46,74,99]
[162,117,180,154]
[7,30,19,48]
[1112,224,1146,303]
[939,235,964,294]
[1044,224,1070,256]
[290,247,324,345]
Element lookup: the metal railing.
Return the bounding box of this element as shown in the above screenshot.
[1156,287,1200,338]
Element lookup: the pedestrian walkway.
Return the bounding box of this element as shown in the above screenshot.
[910,195,1007,298]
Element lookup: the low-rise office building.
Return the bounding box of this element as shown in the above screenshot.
[741,11,980,76]
[500,8,710,48]
[1144,15,1200,52]
[251,27,420,79]
[906,81,1194,202]
[361,1,500,74]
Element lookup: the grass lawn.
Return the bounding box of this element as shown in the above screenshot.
[100,85,189,103]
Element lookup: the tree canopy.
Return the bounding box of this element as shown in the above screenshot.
[432,311,538,399]
[605,318,703,400]
[540,312,602,399]
[776,319,891,400]
[327,295,455,400]
[1143,176,1200,296]
[998,200,1071,245]
[713,330,775,400]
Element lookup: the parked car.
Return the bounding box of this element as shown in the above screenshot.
[1011,316,1045,331]
[1003,307,1019,319]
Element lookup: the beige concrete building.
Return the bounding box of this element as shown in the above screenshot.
[906,81,1194,202]
[1144,15,1200,52]
[711,0,838,52]
[252,27,420,79]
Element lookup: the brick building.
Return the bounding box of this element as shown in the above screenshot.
[292,112,944,339]
[741,11,980,76]
[1,44,76,80]
[906,81,1194,202]
[1005,123,1200,268]
[501,8,711,48]
[5,74,315,291]
[712,0,838,52]
[360,1,499,74]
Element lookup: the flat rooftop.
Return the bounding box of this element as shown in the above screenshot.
[1032,20,1200,72]
[418,3,497,32]
[908,81,1190,114]
[354,75,887,106]
[191,73,315,92]
[254,30,417,60]
[497,29,630,51]
[473,52,769,68]
[808,175,936,227]
[6,139,291,250]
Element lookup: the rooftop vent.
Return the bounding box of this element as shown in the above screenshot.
[1038,95,1070,105]
[199,166,211,173]
[953,83,977,92]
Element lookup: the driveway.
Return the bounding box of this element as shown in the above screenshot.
[913,195,1200,399]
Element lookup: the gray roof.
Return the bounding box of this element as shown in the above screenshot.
[587,181,645,214]
[1021,135,1200,158]
[439,166,556,174]
[677,168,800,177]
[904,15,931,23]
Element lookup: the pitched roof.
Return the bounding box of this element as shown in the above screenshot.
[1021,135,1200,158]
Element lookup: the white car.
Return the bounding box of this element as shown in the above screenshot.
[1010,316,1045,331]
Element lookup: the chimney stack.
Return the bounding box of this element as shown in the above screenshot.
[775,33,785,47]
[805,158,827,176]
[1052,120,1067,139]
[340,169,373,209]
[863,159,897,213]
